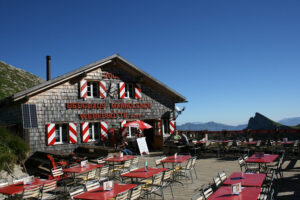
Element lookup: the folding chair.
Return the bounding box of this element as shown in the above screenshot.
[142,172,164,200]
[115,189,130,200]
[129,185,142,200]
[162,169,174,199]
[218,171,227,183]
[39,180,57,200]
[201,184,213,200]
[85,180,100,191]
[212,176,222,191]
[98,165,110,183]
[131,156,139,169]
[68,185,85,200]
[17,184,41,199]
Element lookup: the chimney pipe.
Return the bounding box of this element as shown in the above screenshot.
[46,55,51,81]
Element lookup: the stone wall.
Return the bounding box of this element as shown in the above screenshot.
[22,63,175,153]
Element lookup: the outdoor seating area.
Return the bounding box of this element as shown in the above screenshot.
[0,149,299,199]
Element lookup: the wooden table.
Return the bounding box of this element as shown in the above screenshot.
[0,178,49,196]
[121,167,167,183]
[74,183,137,200]
[207,186,261,200]
[223,172,266,187]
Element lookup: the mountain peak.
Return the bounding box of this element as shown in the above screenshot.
[247,112,290,130]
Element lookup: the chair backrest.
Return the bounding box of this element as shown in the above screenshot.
[213,176,222,188]
[85,180,100,191]
[115,190,130,200]
[256,140,261,146]
[227,141,233,147]
[201,184,213,199]
[87,169,97,180]
[13,176,26,184]
[131,156,139,166]
[205,141,211,147]
[124,159,132,168]
[218,171,227,182]
[97,157,105,164]
[163,169,173,181]
[153,172,164,186]
[268,188,275,200]
[0,179,8,187]
[51,167,64,178]
[191,157,197,168]
[41,180,57,193]
[155,158,164,167]
[69,186,85,200]
[129,185,142,200]
[185,158,193,170]
[100,165,109,177]
[22,184,41,199]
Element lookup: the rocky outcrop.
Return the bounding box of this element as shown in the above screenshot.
[247,112,291,130]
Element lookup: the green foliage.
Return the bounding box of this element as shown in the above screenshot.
[0,61,44,100]
[0,127,29,171]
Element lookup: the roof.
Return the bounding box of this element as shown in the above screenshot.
[10,54,187,103]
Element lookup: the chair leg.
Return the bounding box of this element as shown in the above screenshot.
[194,168,198,179]
[169,183,174,199]
[190,170,193,183]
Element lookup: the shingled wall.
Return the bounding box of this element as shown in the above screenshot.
[14,63,176,153]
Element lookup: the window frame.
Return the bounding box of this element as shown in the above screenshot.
[87,81,99,98]
[124,83,135,99]
[162,119,170,136]
[88,122,100,142]
[54,124,69,144]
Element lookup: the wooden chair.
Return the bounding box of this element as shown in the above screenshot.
[155,157,166,167]
[76,169,97,182]
[201,184,213,200]
[131,156,139,169]
[191,191,205,200]
[17,184,41,199]
[68,185,85,200]
[178,158,194,183]
[85,179,100,191]
[98,165,110,183]
[142,172,164,200]
[115,189,130,200]
[129,185,142,200]
[0,178,8,187]
[218,171,227,183]
[39,180,57,200]
[162,169,174,199]
[51,167,73,191]
[212,176,222,191]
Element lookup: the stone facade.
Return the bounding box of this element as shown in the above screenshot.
[0,61,179,153]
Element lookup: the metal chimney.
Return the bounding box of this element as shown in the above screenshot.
[46,55,51,81]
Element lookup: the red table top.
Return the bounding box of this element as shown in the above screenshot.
[74,183,137,200]
[246,154,278,163]
[215,140,229,143]
[194,141,206,144]
[63,163,104,173]
[161,155,191,163]
[0,178,49,195]
[103,155,135,162]
[121,167,167,179]
[223,172,266,187]
[207,186,261,200]
[246,141,257,145]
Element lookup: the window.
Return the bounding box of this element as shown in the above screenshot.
[162,119,170,136]
[55,124,69,144]
[124,83,135,99]
[88,123,100,141]
[87,82,99,98]
[126,126,139,138]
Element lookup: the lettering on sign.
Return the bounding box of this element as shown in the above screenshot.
[66,103,106,109]
[110,103,151,109]
[79,113,144,120]
[103,73,120,79]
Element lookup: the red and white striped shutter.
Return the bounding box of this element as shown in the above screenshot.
[100,122,108,141]
[81,122,89,143]
[99,81,106,99]
[80,80,87,99]
[121,120,127,137]
[69,123,77,144]
[46,123,56,145]
[119,82,125,99]
[135,84,142,99]
[169,120,175,134]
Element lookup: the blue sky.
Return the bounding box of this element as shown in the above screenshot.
[1,1,300,125]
